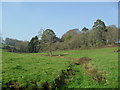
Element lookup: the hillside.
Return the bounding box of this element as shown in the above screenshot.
[2,47,118,89]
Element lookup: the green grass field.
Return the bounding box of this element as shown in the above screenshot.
[2,47,118,88]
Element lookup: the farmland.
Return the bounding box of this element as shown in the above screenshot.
[2,47,118,89]
[1,2,119,89]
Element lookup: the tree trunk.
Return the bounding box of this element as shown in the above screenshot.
[49,43,52,56]
[49,51,52,56]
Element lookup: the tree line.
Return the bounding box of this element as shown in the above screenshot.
[2,38,28,52]
[2,19,119,54]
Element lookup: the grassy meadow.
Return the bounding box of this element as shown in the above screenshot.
[2,47,118,88]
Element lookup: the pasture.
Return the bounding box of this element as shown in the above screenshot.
[2,47,118,89]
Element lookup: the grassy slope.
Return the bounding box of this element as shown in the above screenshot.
[2,50,70,88]
[0,49,2,89]
[2,47,118,88]
[52,47,118,88]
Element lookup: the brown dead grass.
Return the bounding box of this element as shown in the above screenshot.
[83,63,106,84]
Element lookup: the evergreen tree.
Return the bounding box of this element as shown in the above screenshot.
[28,36,39,53]
[93,19,107,45]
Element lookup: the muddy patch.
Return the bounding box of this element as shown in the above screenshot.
[43,54,63,56]
[42,54,106,84]
[42,53,72,57]
[114,49,120,52]
[42,54,78,61]
[74,57,91,65]
[42,64,76,89]
[74,57,106,84]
